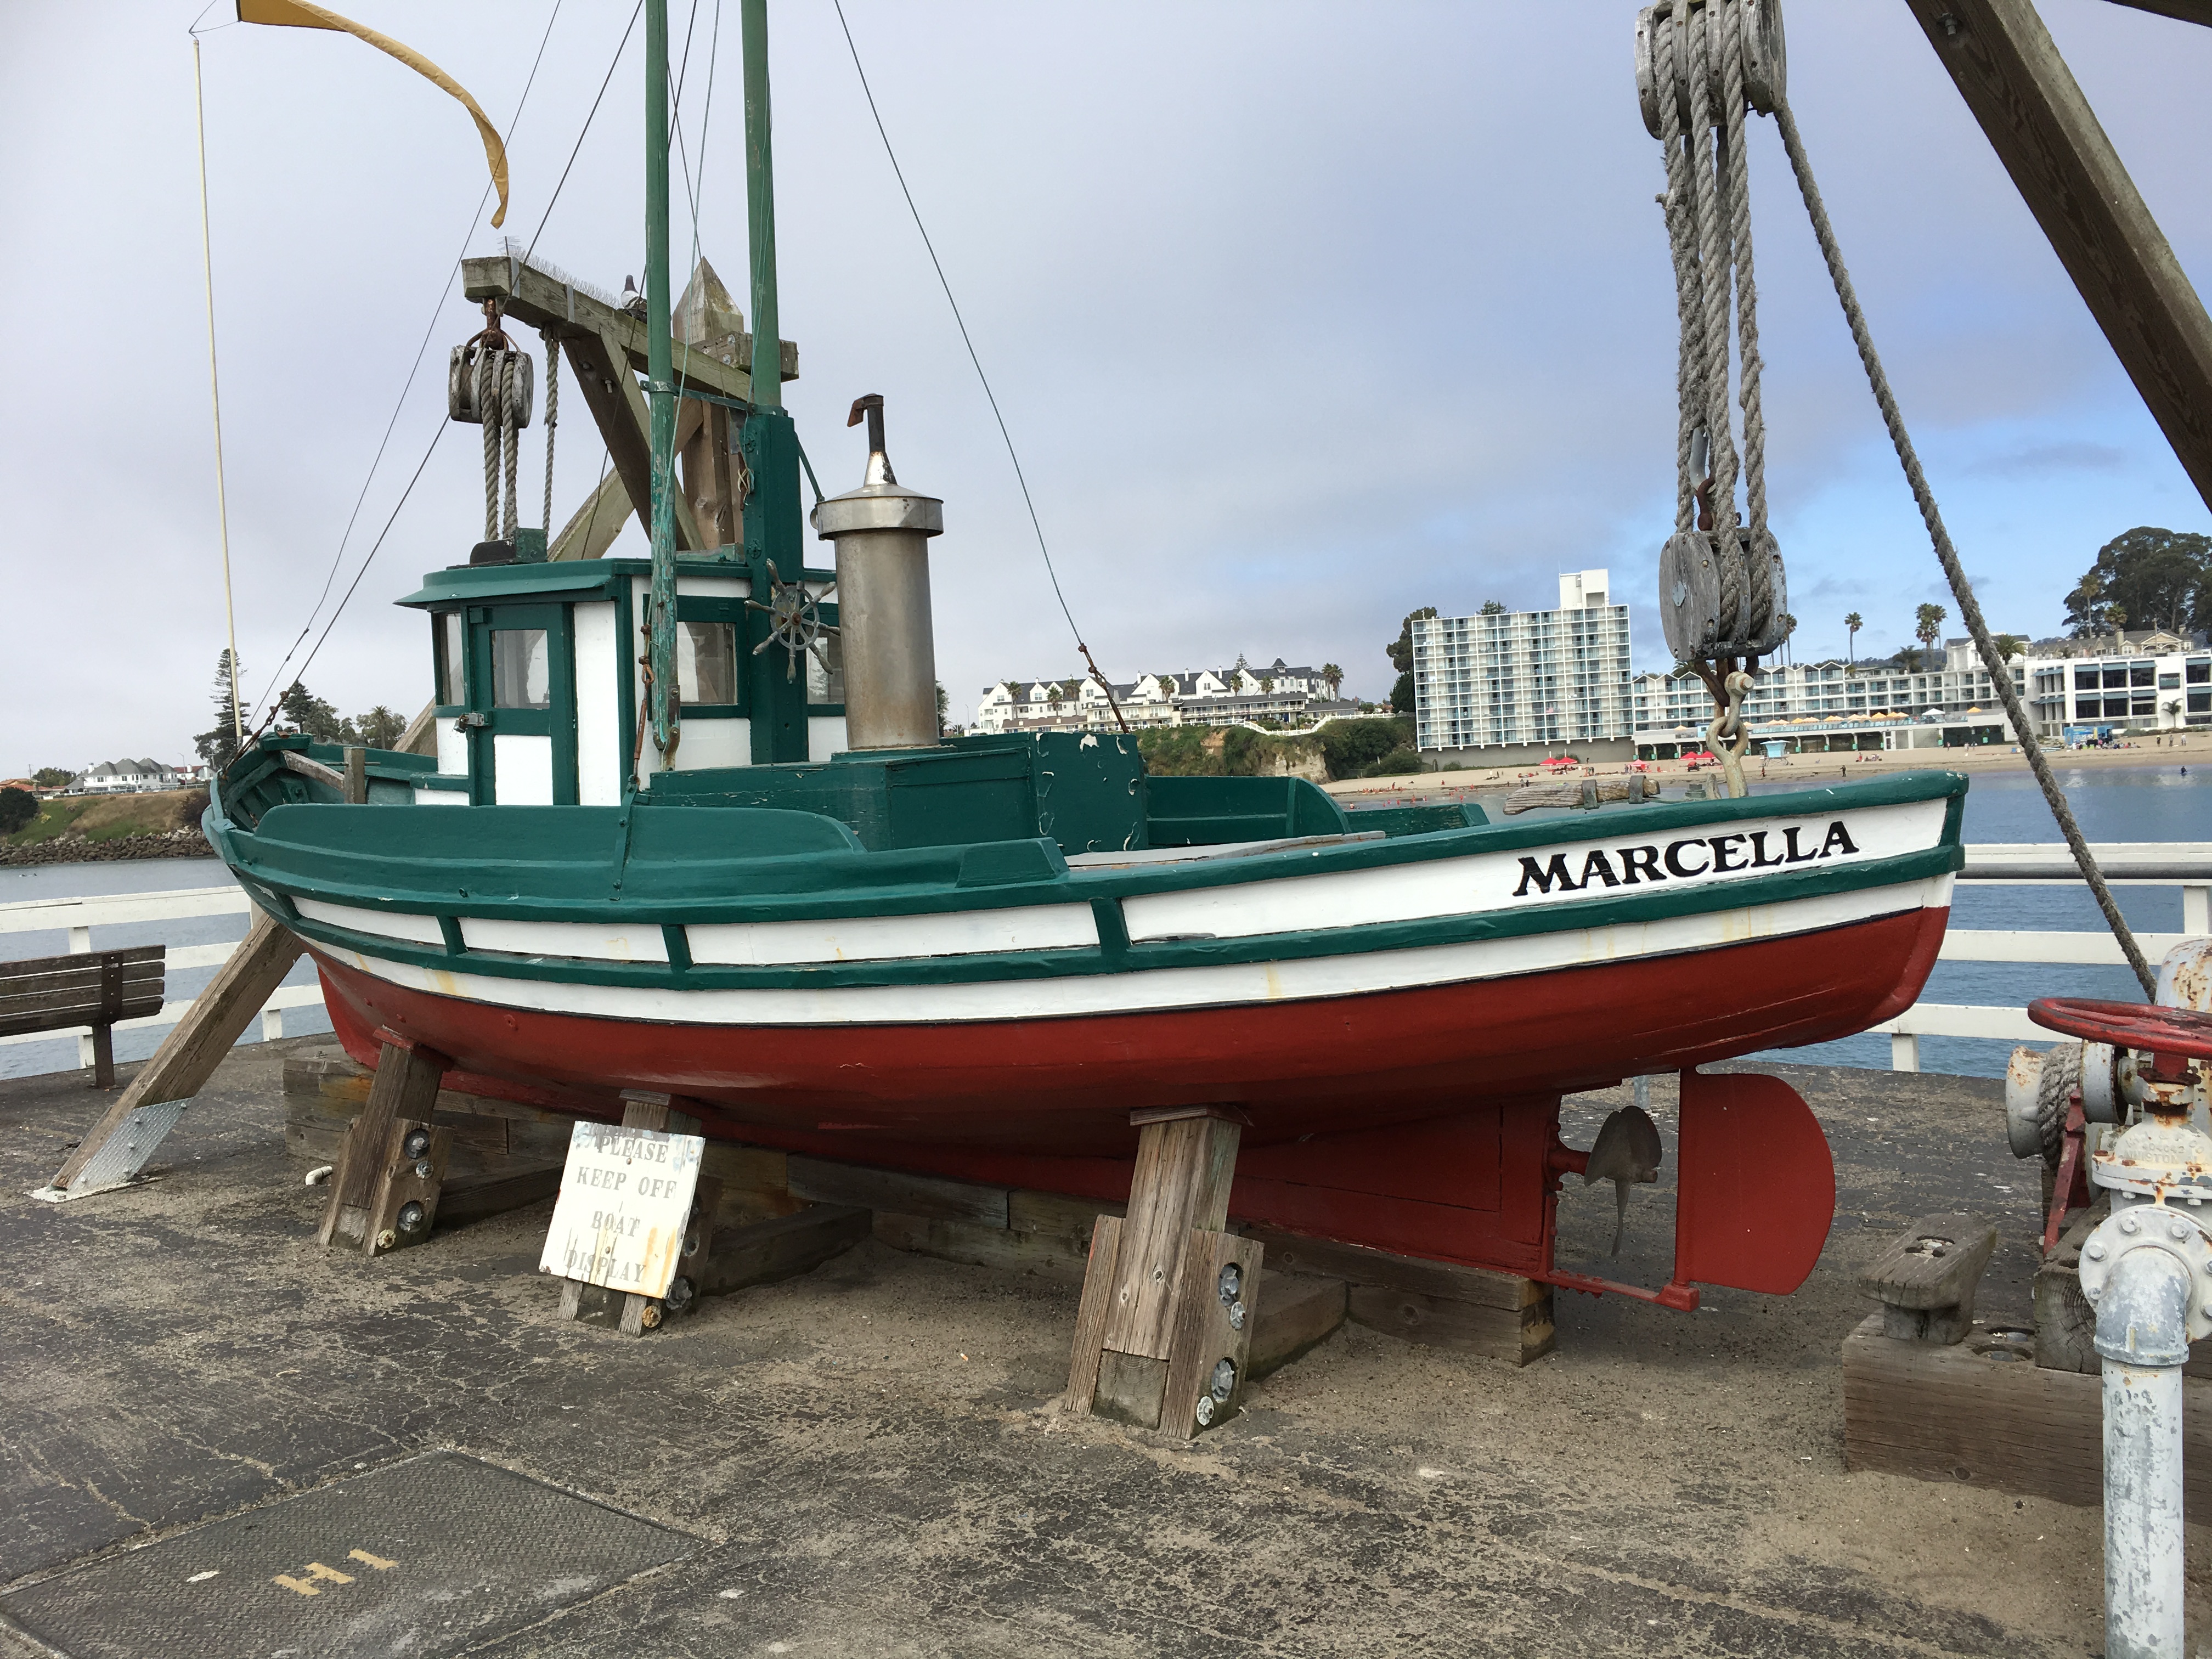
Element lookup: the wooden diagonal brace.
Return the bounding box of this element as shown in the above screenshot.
[561,330,707,553]
[49,909,305,1192]
[1907,0,2212,513]
[548,396,708,561]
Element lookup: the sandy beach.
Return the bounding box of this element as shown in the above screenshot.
[1327,728,2209,800]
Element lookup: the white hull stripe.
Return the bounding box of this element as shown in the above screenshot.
[319,873,1951,1028]
[1122,798,1945,942]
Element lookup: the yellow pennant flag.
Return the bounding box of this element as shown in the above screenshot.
[235,0,509,227]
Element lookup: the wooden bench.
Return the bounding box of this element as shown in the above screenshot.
[1,947,165,1088]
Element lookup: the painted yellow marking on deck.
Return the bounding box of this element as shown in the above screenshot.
[272,1561,355,1596]
[348,1548,399,1570]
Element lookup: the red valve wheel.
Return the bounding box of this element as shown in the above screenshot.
[2027,996,2212,1059]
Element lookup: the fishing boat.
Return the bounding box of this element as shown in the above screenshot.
[204,0,1963,1303]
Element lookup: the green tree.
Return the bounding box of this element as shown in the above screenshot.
[194,650,245,770]
[1386,606,1437,715]
[2064,527,2212,639]
[31,767,72,789]
[1914,603,1947,672]
[1320,663,1344,700]
[1478,600,1506,616]
[278,680,345,741]
[352,706,407,749]
[0,787,36,836]
[1844,611,1863,670]
[1991,634,2028,662]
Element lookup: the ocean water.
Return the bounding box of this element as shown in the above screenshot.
[1751,763,2212,1077]
[0,857,329,1080]
[3,764,2205,1082]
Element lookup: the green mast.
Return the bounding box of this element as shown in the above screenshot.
[742,0,779,414]
[738,0,810,764]
[644,0,680,766]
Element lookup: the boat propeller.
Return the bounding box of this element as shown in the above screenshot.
[1583,1103,1664,1256]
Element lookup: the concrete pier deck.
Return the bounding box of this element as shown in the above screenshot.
[1,1044,2198,1656]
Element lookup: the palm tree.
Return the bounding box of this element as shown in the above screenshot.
[1321,663,1343,700]
[1914,602,1946,673]
[1844,612,1862,673]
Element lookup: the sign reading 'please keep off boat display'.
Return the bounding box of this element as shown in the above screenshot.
[538,1122,703,1297]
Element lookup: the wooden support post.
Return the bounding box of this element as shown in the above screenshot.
[318,1033,449,1252]
[342,746,367,804]
[48,910,303,1193]
[1907,0,2212,514]
[1066,1108,1262,1438]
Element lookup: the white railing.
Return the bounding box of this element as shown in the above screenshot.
[1874,843,2212,1071]
[0,885,324,1063]
[3,844,2207,1077]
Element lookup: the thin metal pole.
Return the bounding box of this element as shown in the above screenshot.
[742,0,779,410]
[193,36,243,748]
[645,0,680,764]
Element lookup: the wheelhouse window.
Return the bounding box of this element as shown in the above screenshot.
[678,621,738,706]
[492,629,551,708]
[806,629,845,705]
[434,612,465,708]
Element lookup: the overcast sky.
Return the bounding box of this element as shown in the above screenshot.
[4,1,2209,772]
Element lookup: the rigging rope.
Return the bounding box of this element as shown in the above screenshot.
[830,0,1130,735]
[1767,97,2157,997]
[190,34,243,746]
[1638,0,2153,995]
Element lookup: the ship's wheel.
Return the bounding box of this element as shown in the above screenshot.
[746,560,838,682]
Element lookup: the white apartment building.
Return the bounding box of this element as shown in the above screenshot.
[1410,571,1633,752]
[75,758,185,794]
[972,658,1351,735]
[1630,629,2211,752]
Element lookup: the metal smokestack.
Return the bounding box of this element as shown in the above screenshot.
[811,395,944,750]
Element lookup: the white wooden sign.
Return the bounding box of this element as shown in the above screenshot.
[538,1121,704,1297]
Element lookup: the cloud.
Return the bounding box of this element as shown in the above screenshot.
[1965,442,2128,479]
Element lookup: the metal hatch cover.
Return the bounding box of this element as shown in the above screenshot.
[0,1452,698,1659]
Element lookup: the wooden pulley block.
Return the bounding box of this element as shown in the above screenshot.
[448,343,535,428]
[1659,529,1723,662]
[1743,526,1791,654]
[1634,0,1786,139]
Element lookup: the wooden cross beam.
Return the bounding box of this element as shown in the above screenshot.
[1906,0,2212,514]
[461,253,794,553]
[2100,0,2212,25]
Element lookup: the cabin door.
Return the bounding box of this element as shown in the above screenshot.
[465,602,578,805]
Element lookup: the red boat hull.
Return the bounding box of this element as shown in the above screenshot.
[312,902,1944,1158]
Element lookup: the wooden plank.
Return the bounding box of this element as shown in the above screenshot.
[398,701,439,759]
[872,1211,1091,1282]
[1347,1285,1556,1366]
[1093,1350,1170,1432]
[1244,1226,1543,1311]
[360,1119,452,1256]
[692,1203,871,1296]
[89,1021,115,1091]
[1160,1229,1262,1438]
[436,1161,564,1225]
[0,946,165,982]
[50,911,303,1192]
[1007,1189,1126,1239]
[0,988,165,1037]
[1247,1271,1348,1381]
[1064,1214,1123,1413]
[788,1156,1009,1227]
[1842,1313,2212,1510]
[460,253,795,402]
[1102,1115,1240,1362]
[2102,0,2212,24]
[319,1040,447,1249]
[549,466,637,563]
[1908,0,2212,512]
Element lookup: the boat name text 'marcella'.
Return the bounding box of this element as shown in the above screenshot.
[1511,820,1860,898]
